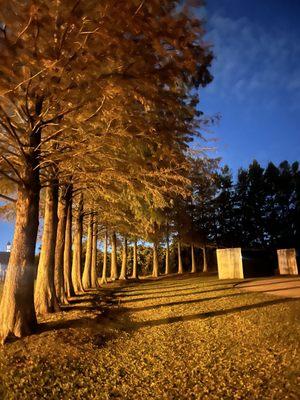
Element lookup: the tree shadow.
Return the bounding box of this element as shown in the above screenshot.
[67,298,95,304]
[37,289,119,334]
[36,289,300,342]
[115,286,239,304]
[116,278,235,294]
[125,298,300,331]
[37,305,127,336]
[123,291,253,313]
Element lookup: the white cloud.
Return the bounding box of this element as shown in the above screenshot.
[204,12,300,109]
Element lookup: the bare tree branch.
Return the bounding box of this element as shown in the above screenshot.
[0,193,16,203]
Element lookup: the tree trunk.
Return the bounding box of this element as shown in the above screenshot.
[91,219,99,288]
[72,194,84,293]
[54,185,69,304]
[0,181,39,342]
[131,240,138,279]
[0,122,42,342]
[165,234,170,275]
[119,237,127,280]
[35,181,60,315]
[110,232,118,281]
[82,214,93,289]
[178,241,183,274]
[191,244,196,273]
[202,246,208,272]
[64,190,74,297]
[101,230,108,284]
[152,243,159,278]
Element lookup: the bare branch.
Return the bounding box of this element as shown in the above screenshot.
[0,193,16,203]
[1,60,60,96]
[84,96,106,122]
[133,1,146,17]
[15,14,33,43]
[0,169,20,185]
[1,155,26,185]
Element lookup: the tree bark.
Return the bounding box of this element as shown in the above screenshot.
[72,193,84,293]
[191,244,196,273]
[54,185,70,304]
[119,237,127,280]
[64,189,74,297]
[202,246,208,272]
[101,230,108,284]
[178,241,183,274]
[110,232,118,281]
[152,242,159,278]
[0,181,39,342]
[131,239,138,279]
[35,182,60,315]
[91,219,99,288]
[82,214,93,289]
[0,126,41,342]
[165,234,170,275]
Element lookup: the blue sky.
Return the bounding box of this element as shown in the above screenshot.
[201,0,300,171]
[0,0,300,250]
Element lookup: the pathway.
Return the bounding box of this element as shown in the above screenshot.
[236,276,300,298]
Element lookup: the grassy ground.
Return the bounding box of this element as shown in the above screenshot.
[0,274,299,399]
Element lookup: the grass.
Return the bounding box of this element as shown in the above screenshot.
[0,274,299,399]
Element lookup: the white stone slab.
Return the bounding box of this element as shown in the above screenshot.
[277,249,298,275]
[217,248,244,279]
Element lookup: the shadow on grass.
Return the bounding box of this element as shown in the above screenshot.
[114,283,234,297]
[115,286,239,303]
[123,291,253,312]
[115,278,237,294]
[37,290,118,334]
[37,292,300,338]
[125,297,300,330]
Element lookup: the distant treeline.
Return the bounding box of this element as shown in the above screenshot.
[191,160,299,249]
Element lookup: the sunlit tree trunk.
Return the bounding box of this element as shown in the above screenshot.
[54,185,69,304]
[202,246,208,272]
[82,214,93,289]
[131,239,138,279]
[119,237,128,280]
[101,230,108,284]
[91,218,99,288]
[152,242,159,278]
[72,194,84,293]
[0,125,41,342]
[177,241,183,274]
[64,190,74,297]
[0,180,39,342]
[191,244,196,273]
[165,234,170,275]
[110,232,118,281]
[35,182,60,315]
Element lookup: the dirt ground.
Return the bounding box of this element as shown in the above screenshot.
[0,274,299,399]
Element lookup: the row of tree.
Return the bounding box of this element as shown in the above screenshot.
[183,159,300,250]
[0,0,213,342]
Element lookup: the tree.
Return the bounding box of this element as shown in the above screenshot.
[214,165,237,247]
[0,0,213,341]
[101,229,108,285]
[131,239,138,279]
[34,179,59,315]
[82,214,93,290]
[0,0,114,340]
[119,237,128,280]
[90,218,99,288]
[54,184,71,304]
[235,161,266,247]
